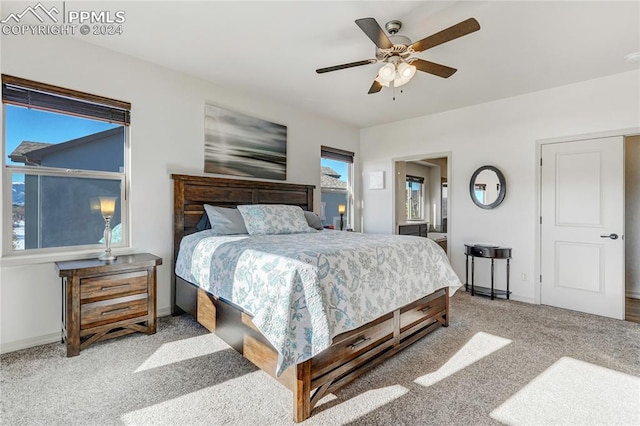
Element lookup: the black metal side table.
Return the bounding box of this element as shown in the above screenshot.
[464,244,512,300]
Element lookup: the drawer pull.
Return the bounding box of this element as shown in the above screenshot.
[100,284,129,291]
[101,307,131,316]
[349,337,371,350]
[420,305,432,313]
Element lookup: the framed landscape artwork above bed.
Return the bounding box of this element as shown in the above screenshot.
[204,104,287,180]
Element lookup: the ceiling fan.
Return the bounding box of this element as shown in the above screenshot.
[316,17,480,94]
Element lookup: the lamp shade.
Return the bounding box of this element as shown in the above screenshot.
[98,197,117,218]
[394,62,417,87]
[377,63,397,84]
[338,204,346,214]
[374,76,390,87]
[397,62,416,79]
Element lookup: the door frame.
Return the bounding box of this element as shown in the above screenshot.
[391,151,452,256]
[534,127,640,305]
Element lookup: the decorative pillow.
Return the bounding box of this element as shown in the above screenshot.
[304,211,324,230]
[203,205,248,235]
[195,213,211,231]
[238,204,314,235]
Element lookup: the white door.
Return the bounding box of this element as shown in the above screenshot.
[541,137,625,319]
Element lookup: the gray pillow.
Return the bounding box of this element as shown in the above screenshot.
[304,211,324,230]
[203,204,248,235]
[195,213,211,231]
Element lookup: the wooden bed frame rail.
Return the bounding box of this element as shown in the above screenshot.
[171,174,450,422]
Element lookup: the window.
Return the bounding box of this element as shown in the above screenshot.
[320,146,354,230]
[474,183,486,204]
[2,75,130,255]
[406,175,424,221]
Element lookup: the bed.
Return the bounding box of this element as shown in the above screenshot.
[171,174,460,422]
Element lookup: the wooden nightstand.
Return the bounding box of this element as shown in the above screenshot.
[55,253,162,356]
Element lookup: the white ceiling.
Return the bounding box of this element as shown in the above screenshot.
[5,1,640,128]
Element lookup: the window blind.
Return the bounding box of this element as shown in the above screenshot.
[406,175,425,184]
[321,146,354,163]
[2,74,130,125]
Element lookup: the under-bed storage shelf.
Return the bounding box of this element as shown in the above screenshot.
[189,281,448,422]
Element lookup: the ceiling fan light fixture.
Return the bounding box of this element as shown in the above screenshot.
[393,75,410,88]
[391,62,417,88]
[377,63,397,83]
[374,76,390,87]
[397,62,416,79]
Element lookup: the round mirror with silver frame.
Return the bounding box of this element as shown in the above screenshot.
[469,165,506,209]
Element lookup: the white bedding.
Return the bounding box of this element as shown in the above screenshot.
[175,230,461,375]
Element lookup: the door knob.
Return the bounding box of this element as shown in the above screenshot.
[600,233,619,240]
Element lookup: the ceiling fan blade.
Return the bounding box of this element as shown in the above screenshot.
[410,17,480,53]
[355,18,394,49]
[368,80,383,94]
[316,59,377,74]
[411,59,457,78]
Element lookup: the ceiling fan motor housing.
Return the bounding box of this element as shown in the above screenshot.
[376,20,412,60]
[385,20,402,35]
[376,37,412,60]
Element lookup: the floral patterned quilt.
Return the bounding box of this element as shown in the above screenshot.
[175,230,461,375]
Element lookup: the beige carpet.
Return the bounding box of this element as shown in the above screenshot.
[490,357,639,425]
[1,290,639,425]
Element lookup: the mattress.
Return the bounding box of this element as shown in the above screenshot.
[175,230,461,375]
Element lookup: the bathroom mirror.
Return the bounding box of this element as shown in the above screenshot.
[469,165,506,209]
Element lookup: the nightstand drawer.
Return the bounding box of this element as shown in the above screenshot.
[81,293,148,329]
[469,246,491,257]
[81,271,148,303]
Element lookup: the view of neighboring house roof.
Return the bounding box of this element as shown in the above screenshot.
[321,166,347,190]
[8,141,52,165]
[9,127,123,165]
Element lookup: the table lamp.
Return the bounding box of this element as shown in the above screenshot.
[98,196,117,261]
[338,204,346,231]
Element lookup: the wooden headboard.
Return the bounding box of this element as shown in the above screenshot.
[171,174,314,315]
[172,173,315,255]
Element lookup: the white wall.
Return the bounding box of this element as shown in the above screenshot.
[425,157,447,230]
[394,161,407,228]
[626,136,640,298]
[0,35,359,352]
[360,70,640,302]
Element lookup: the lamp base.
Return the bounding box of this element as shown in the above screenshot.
[99,252,116,261]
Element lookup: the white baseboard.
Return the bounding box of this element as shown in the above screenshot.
[0,332,61,354]
[1,309,174,354]
[507,294,536,304]
[157,306,172,317]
